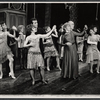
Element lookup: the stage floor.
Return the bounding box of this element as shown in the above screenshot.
[0,61,100,95]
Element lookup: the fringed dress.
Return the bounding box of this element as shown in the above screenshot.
[0,32,13,63]
[27,37,44,70]
[44,36,59,59]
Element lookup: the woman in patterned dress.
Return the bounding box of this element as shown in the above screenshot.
[0,23,16,79]
[86,28,100,74]
[43,26,61,71]
[24,24,56,85]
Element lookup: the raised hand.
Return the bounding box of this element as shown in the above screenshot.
[84,25,88,31]
[52,25,56,31]
[12,26,17,31]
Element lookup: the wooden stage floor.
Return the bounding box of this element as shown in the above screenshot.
[0,62,100,95]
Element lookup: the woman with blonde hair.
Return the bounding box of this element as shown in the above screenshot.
[61,22,87,79]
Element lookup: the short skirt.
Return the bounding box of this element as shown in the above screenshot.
[27,51,44,70]
[86,45,100,63]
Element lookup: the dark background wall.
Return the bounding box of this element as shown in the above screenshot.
[50,3,70,28]
[27,3,45,28]
[27,3,100,32]
[77,3,100,32]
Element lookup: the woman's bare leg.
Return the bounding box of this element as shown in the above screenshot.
[0,64,3,79]
[7,55,16,79]
[39,67,48,84]
[97,60,100,73]
[56,56,61,70]
[47,57,50,71]
[90,61,93,73]
[30,69,35,85]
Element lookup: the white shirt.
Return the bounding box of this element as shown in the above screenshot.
[18,32,26,48]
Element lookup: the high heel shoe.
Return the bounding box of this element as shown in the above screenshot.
[42,80,48,85]
[56,66,61,71]
[96,68,100,74]
[47,68,50,71]
[9,72,16,79]
[0,75,2,79]
[32,81,35,85]
[58,67,61,71]
[97,71,100,74]
[90,69,93,74]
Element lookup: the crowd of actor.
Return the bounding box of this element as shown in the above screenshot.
[0,17,100,85]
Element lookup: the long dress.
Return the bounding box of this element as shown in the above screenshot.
[44,35,58,59]
[0,32,13,63]
[86,35,100,63]
[61,31,84,78]
[27,37,44,70]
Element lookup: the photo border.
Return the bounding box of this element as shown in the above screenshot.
[0,0,100,99]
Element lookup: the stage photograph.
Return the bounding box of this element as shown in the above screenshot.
[0,2,100,97]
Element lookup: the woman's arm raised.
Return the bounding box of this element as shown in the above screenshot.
[52,28,58,37]
[74,25,88,37]
[37,25,56,38]
[7,31,15,38]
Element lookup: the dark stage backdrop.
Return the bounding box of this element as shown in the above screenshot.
[27,3,100,30]
[77,3,100,32]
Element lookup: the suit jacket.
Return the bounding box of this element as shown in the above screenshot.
[7,29,19,47]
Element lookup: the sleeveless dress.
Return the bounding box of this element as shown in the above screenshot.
[27,37,44,69]
[86,35,100,63]
[0,32,13,63]
[44,36,59,59]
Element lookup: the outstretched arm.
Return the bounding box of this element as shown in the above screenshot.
[7,31,15,38]
[52,28,58,38]
[74,25,88,37]
[37,25,56,38]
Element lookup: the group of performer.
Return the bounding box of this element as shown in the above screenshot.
[0,18,100,86]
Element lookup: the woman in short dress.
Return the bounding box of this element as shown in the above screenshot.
[61,23,87,79]
[24,24,56,85]
[0,23,16,79]
[86,28,100,74]
[43,26,61,71]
